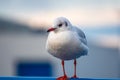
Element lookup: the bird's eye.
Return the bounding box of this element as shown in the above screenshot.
[58,23,62,27]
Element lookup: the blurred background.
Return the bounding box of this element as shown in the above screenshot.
[0,0,119,78]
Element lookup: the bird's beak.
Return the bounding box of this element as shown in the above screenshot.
[47,27,56,32]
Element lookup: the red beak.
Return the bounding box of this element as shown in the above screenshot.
[47,28,56,32]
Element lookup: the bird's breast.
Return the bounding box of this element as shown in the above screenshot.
[46,31,81,53]
[46,31,88,60]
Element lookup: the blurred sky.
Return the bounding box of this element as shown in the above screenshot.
[0,0,119,48]
[0,0,120,27]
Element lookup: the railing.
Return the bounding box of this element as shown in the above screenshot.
[0,77,119,80]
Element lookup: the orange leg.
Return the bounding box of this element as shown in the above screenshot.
[72,59,77,78]
[62,60,67,77]
[57,60,68,80]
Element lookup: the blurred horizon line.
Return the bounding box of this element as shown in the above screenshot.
[0,14,119,29]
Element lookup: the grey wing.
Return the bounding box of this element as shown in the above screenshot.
[74,26,87,45]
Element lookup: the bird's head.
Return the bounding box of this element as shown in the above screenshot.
[47,17,72,33]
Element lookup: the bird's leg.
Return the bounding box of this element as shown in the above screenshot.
[57,60,68,80]
[62,60,67,78]
[72,59,77,78]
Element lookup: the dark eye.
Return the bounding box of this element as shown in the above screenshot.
[58,23,62,27]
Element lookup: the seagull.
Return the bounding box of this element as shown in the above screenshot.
[46,17,88,80]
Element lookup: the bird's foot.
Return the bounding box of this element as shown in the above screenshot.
[57,75,68,80]
[71,75,79,79]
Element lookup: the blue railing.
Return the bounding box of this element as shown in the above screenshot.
[0,77,119,80]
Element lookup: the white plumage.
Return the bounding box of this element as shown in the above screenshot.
[46,17,88,60]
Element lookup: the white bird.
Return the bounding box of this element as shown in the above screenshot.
[46,17,88,80]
